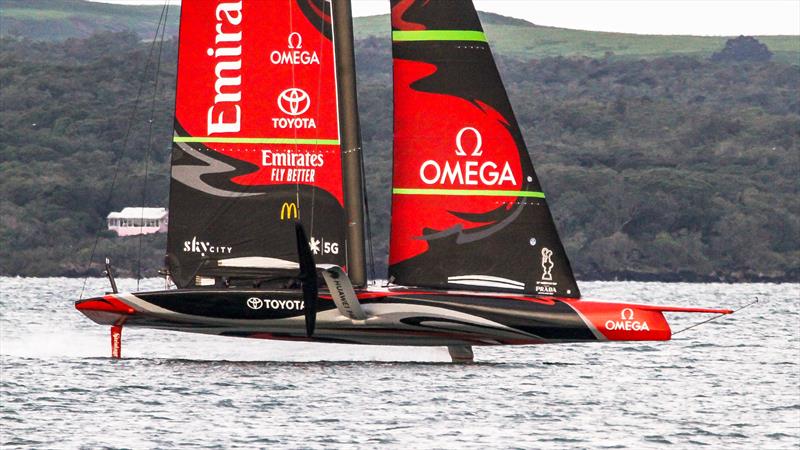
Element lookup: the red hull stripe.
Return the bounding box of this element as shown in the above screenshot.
[75,295,135,315]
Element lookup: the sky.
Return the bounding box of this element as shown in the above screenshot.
[87,0,800,36]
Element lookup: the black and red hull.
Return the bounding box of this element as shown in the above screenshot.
[76,288,731,347]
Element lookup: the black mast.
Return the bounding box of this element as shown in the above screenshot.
[332,0,367,287]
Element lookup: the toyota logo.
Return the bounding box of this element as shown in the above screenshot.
[277,88,311,116]
[247,297,263,310]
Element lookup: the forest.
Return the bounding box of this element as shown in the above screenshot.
[0,27,798,282]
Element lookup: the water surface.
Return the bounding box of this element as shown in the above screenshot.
[1,278,798,448]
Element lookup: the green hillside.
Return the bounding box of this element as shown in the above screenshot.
[1,2,798,281]
[1,32,798,281]
[2,0,798,63]
[355,14,799,64]
[0,0,180,41]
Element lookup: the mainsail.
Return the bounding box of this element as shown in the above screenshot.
[167,0,349,287]
[388,0,581,298]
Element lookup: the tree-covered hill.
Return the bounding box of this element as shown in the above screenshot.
[1,30,798,281]
[2,0,799,63]
[1,0,180,42]
[354,14,800,64]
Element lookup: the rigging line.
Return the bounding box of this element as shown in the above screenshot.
[672,297,759,336]
[79,2,170,301]
[137,1,170,291]
[309,0,332,242]
[310,1,330,239]
[288,0,302,232]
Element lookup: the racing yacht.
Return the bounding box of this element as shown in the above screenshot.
[76,0,732,362]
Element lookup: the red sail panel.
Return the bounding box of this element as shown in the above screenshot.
[388,0,580,298]
[391,59,524,264]
[174,0,341,200]
[167,0,346,287]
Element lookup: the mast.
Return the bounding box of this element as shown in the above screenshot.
[332,0,367,287]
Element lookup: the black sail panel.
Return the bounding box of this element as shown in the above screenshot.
[167,0,347,287]
[388,0,581,298]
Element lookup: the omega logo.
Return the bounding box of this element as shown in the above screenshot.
[288,32,302,49]
[621,308,635,320]
[419,126,516,186]
[455,127,483,157]
[605,308,651,332]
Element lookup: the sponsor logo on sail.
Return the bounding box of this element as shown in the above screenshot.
[288,32,302,49]
[273,88,316,129]
[182,236,233,256]
[280,202,299,220]
[277,88,311,116]
[535,247,558,295]
[541,247,554,281]
[419,127,516,186]
[309,236,339,256]
[455,127,483,156]
[270,32,320,65]
[262,149,323,182]
[246,297,304,311]
[605,308,650,332]
[206,1,243,135]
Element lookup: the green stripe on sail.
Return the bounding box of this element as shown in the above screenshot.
[393,188,545,198]
[173,136,340,145]
[392,30,488,42]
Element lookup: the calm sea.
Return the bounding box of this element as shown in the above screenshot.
[1,277,798,449]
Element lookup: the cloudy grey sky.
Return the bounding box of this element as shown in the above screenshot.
[87,0,800,36]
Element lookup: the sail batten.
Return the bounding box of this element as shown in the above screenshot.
[388,0,581,298]
[392,30,488,42]
[393,189,545,198]
[173,137,340,145]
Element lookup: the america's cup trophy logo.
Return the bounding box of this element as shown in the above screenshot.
[541,247,554,281]
[277,88,311,116]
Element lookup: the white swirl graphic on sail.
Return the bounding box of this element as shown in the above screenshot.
[171,140,262,198]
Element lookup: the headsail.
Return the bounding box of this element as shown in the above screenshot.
[167,0,347,287]
[388,0,580,298]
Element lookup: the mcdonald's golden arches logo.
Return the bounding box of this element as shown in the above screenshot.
[280,202,299,220]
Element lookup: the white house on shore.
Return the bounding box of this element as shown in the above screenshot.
[107,207,168,237]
